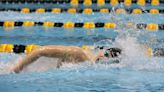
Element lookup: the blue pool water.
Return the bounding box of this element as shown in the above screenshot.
[0,3,164,92]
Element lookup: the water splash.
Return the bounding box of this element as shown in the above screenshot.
[0,53,21,74]
[94,8,164,72]
[22,57,60,73]
[114,35,164,71]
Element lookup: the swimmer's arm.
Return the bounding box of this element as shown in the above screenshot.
[13,46,90,73]
[13,46,69,73]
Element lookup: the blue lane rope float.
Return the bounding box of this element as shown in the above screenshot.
[0,21,164,31]
[0,44,164,57]
[0,8,163,14]
[0,0,163,6]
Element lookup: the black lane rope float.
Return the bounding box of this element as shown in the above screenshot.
[1,21,164,30]
[0,0,163,6]
[0,44,164,57]
[0,8,163,14]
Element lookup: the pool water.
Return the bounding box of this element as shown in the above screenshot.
[0,3,164,92]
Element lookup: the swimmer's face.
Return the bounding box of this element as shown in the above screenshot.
[97,51,110,61]
[97,51,106,59]
[97,47,121,61]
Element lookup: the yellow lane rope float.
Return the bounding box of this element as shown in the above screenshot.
[151,0,160,6]
[35,8,45,13]
[0,0,163,6]
[1,8,163,14]
[0,44,163,57]
[71,0,78,6]
[124,0,132,6]
[137,0,145,6]
[0,21,163,30]
[83,0,92,6]
[97,0,105,6]
[110,0,118,6]
[51,8,61,13]
[150,9,159,14]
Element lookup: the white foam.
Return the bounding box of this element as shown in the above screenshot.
[22,57,60,72]
[0,53,22,74]
[110,35,164,72]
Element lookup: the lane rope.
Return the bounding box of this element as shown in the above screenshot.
[0,0,162,6]
[0,44,163,57]
[0,8,163,14]
[1,21,164,30]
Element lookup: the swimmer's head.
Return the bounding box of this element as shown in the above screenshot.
[96,46,121,61]
[104,48,121,58]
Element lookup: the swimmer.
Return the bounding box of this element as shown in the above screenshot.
[12,45,121,73]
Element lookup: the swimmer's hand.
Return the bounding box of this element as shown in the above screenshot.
[13,67,20,73]
[12,63,23,73]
